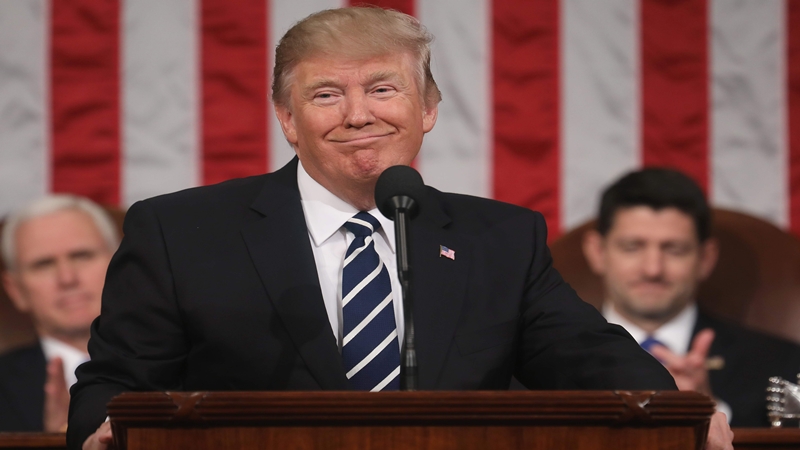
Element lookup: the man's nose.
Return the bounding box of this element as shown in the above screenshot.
[55,260,79,287]
[642,248,665,278]
[343,91,375,128]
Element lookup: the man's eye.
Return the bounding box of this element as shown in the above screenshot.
[313,92,340,104]
[71,250,97,261]
[664,245,691,256]
[28,259,56,272]
[372,86,395,95]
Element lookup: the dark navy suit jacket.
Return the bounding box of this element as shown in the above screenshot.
[68,159,676,448]
[697,311,800,427]
[0,343,45,431]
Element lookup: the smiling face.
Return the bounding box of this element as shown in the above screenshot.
[275,52,438,210]
[583,206,718,330]
[2,209,112,345]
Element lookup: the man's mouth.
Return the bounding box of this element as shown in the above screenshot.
[332,133,392,145]
[631,281,671,291]
[57,293,94,311]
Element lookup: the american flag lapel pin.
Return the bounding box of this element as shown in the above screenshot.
[439,245,455,260]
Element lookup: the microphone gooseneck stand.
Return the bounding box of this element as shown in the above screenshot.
[387,195,417,391]
[375,165,425,391]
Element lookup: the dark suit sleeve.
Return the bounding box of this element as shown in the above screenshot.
[68,200,188,449]
[514,212,676,390]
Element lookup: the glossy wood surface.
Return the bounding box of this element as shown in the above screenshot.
[0,433,65,449]
[108,390,714,450]
[1,426,798,449]
[734,428,800,449]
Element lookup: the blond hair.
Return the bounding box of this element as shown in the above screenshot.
[272,7,442,109]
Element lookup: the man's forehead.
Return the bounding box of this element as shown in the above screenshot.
[295,52,413,80]
[16,210,104,251]
[607,206,698,240]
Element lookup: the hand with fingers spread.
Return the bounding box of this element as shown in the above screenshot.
[649,328,715,396]
[43,357,70,432]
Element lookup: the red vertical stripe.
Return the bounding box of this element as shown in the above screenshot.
[50,0,120,205]
[640,0,709,192]
[201,0,268,185]
[493,0,561,239]
[350,0,415,15]
[789,0,800,236]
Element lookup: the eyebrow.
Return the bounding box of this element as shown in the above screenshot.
[303,70,406,94]
[364,70,403,86]
[305,78,344,93]
[23,247,105,268]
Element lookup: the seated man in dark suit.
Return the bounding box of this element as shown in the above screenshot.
[583,167,800,427]
[0,195,118,432]
[69,7,731,450]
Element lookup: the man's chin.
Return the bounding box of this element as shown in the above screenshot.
[634,309,677,322]
[53,324,94,339]
[617,295,680,321]
[624,301,684,322]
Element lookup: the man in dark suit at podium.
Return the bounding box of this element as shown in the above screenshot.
[583,168,800,427]
[69,7,732,450]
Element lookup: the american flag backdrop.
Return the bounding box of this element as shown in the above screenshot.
[1,0,799,241]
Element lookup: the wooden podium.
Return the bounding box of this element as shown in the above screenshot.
[107,390,713,449]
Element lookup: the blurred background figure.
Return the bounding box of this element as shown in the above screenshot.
[582,168,800,427]
[0,195,119,432]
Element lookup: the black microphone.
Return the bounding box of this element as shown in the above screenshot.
[375,165,425,391]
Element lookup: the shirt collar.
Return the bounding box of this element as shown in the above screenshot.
[40,336,89,387]
[602,302,697,355]
[297,161,395,252]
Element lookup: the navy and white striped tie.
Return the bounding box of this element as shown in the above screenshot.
[341,212,401,391]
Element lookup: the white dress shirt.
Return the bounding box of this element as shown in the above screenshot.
[40,336,89,388]
[602,302,732,422]
[297,161,405,350]
[603,302,697,356]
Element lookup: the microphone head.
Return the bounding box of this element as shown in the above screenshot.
[375,165,425,220]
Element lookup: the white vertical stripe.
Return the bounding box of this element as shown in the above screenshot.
[0,0,48,217]
[122,0,199,206]
[417,0,491,197]
[268,0,345,173]
[561,0,640,230]
[710,0,787,227]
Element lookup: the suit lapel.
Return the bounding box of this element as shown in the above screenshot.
[241,159,349,390]
[410,190,472,389]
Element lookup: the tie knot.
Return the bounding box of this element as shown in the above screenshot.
[640,336,666,353]
[344,212,382,237]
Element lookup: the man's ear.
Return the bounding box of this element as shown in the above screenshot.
[422,103,438,133]
[274,103,298,145]
[2,271,30,313]
[697,237,719,281]
[582,230,607,276]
